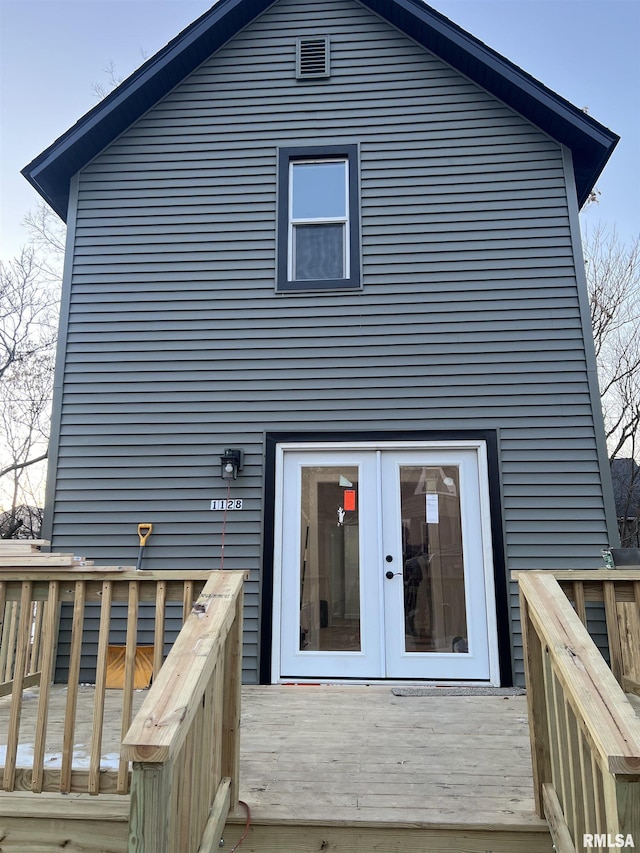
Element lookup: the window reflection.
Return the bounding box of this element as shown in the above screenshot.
[299,466,361,652]
[399,466,468,653]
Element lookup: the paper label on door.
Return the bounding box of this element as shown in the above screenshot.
[343,489,356,511]
[426,494,439,523]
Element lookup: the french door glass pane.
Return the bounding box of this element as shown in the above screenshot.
[299,466,361,652]
[294,223,345,280]
[399,466,468,653]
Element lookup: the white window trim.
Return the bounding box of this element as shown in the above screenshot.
[287,158,350,283]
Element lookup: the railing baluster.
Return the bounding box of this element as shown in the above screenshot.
[222,593,243,810]
[519,587,549,814]
[572,581,587,625]
[61,581,86,793]
[602,773,622,836]
[153,580,167,679]
[577,725,595,839]
[3,601,18,682]
[4,582,33,791]
[89,580,113,794]
[32,581,60,792]
[564,698,585,845]
[541,650,561,801]
[182,580,194,623]
[182,697,199,852]
[551,669,573,820]
[199,672,217,844]
[118,580,140,794]
[603,580,623,684]
[0,583,8,681]
[591,751,606,837]
[25,601,38,675]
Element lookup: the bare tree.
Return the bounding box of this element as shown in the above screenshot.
[584,227,640,546]
[584,227,640,460]
[0,221,62,534]
[0,249,55,379]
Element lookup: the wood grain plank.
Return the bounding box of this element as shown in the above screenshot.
[153,580,167,679]
[222,592,243,808]
[61,581,86,793]
[199,777,231,853]
[541,783,575,853]
[32,581,60,792]
[3,582,33,791]
[117,580,139,794]
[89,580,113,793]
[604,580,624,685]
[572,581,587,625]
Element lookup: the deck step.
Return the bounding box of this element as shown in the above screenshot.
[223,817,553,852]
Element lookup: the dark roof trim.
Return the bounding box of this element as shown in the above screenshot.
[23,0,618,219]
[362,0,618,206]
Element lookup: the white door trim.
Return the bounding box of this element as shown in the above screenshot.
[271,440,500,684]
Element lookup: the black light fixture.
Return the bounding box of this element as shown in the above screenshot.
[220,448,244,480]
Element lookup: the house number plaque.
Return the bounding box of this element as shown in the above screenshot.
[210,499,243,510]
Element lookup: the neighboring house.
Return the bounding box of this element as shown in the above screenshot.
[611,458,640,547]
[23,0,620,687]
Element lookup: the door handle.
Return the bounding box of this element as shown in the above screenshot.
[385,570,402,580]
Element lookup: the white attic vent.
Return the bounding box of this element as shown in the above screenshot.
[296,36,330,79]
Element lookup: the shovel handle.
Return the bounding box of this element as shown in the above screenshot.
[138,523,153,547]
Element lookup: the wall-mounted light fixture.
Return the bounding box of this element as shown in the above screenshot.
[220,448,244,481]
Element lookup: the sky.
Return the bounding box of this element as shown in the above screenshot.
[1,0,639,263]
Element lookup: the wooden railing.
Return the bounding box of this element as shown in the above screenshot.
[518,570,640,853]
[548,570,640,697]
[122,570,244,853]
[0,568,214,794]
[0,591,45,695]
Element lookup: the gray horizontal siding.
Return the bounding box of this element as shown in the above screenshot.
[46,0,612,685]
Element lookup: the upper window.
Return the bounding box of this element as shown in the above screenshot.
[277,145,360,292]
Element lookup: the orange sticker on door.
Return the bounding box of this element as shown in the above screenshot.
[343,489,356,511]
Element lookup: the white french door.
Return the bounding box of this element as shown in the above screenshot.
[273,442,499,683]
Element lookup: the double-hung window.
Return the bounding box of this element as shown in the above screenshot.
[277,145,360,291]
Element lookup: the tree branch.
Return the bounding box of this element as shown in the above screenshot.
[0,451,48,479]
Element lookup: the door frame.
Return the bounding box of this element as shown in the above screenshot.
[264,433,510,685]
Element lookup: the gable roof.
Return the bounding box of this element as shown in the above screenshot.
[22,0,619,219]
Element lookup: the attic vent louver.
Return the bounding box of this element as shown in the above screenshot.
[296,36,330,79]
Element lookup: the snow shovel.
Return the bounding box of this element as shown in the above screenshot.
[136,522,153,570]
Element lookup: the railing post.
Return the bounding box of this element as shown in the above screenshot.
[123,571,245,853]
[128,761,174,852]
[603,775,640,846]
[519,585,551,817]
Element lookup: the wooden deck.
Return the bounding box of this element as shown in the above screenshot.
[224,685,552,852]
[0,684,552,852]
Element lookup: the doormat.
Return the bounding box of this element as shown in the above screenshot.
[392,686,526,697]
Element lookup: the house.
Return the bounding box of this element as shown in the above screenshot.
[611,457,640,547]
[23,0,620,688]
